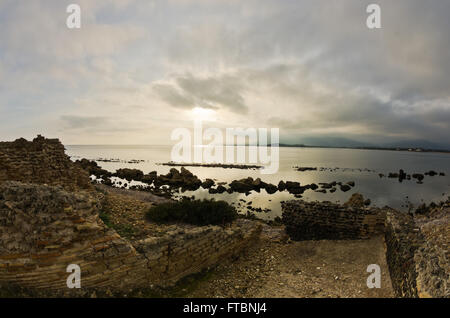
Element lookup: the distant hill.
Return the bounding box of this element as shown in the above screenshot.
[382,140,450,151]
[278,137,450,152]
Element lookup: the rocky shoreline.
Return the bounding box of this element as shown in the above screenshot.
[76,158,359,198]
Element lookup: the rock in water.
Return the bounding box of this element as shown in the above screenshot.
[201,178,215,189]
[264,183,278,194]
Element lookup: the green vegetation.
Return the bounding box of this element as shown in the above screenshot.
[99,211,135,239]
[146,198,238,226]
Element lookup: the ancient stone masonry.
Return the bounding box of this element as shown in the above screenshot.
[384,210,423,297]
[385,209,449,298]
[415,206,449,298]
[0,182,145,291]
[0,182,261,292]
[281,200,385,241]
[0,136,91,191]
[133,219,261,287]
[282,199,449,298]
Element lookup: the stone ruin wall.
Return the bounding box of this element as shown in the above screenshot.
[281,200,385,241]
[0,182,261,293]
[385,210,449,298]
[282,200,449,298]
[0,136,262,294]
[0,135,92,191]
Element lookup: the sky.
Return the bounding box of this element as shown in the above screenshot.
[0,0,449,148]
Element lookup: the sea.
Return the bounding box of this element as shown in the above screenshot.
[66,145,450,220]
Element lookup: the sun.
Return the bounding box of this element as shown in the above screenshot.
[190,107,217,121]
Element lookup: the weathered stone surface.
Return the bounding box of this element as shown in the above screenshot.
[344,193,366,208]
[0,136,92,191]
[282,200,385,241]
[282,198,449,298]
[0,182,262,293]
[383,199,450,298]
[384,210,423,297]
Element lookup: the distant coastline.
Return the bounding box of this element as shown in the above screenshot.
[274,144,450,154]
[67,143,450,154]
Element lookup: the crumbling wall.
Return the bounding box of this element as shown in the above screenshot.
[134,219,261,287]
[384,210,422,297]
[0,182,261,293]
[0,136,91,191]
[386,209,449,298]
[282,200,449,298]
[281,200,385,240]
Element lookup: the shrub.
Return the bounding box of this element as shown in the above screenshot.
[146,198,238,226]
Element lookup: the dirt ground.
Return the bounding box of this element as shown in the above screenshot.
[95,186,394,298]
[183,225,394,298]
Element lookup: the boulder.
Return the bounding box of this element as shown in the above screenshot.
[141,171,157,184]
[252,178,262,188]
[201,178,215,189]
[216,185,227,194]
[285,181,301,191]
[229,178,254,193]
[264,183,278,194]
[277,181,286,191]
[114,168,144,181]
[320,183,333,189]
[76,158,111,178]
[398,170,407,182]
[208,188,218,194]
[425,170,437,176]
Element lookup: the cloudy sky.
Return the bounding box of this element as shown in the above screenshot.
[0,0,449,148]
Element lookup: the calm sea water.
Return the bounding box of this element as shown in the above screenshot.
[66,145,450,220]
